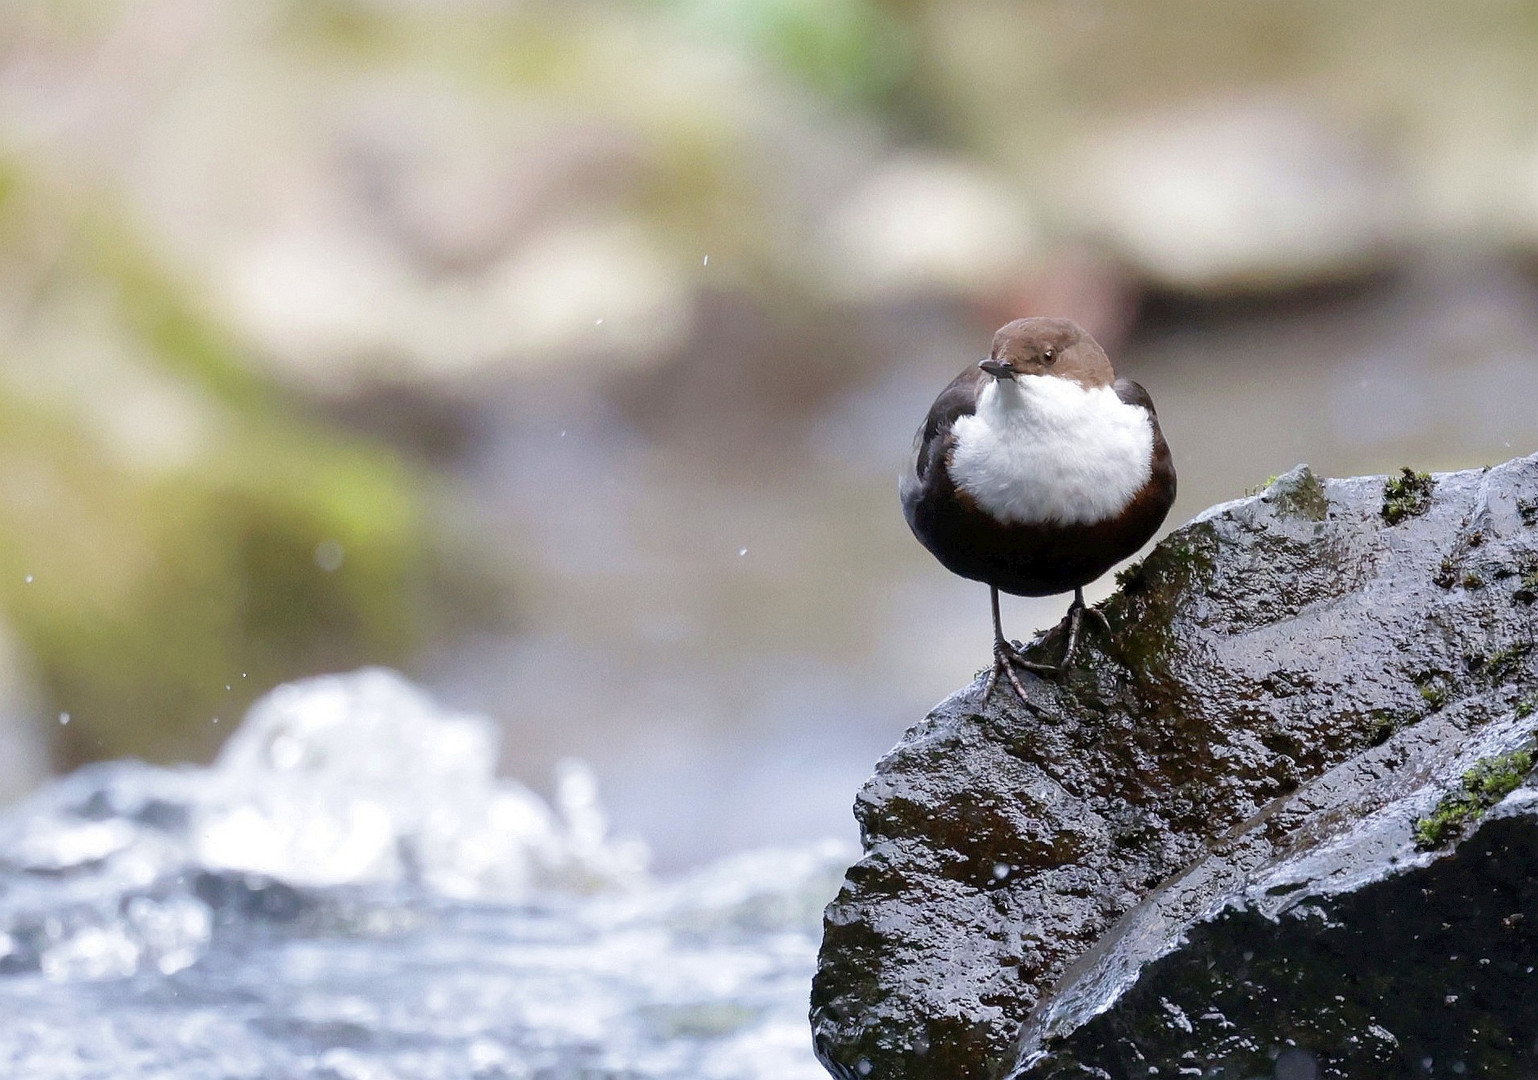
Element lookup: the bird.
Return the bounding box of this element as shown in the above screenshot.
[900,317,1175,702]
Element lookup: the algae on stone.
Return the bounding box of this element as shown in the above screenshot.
[1267,466,1328,521]
[1482,644,1530,683]
[1414,749,1536,850]
[1381,467,1434,525]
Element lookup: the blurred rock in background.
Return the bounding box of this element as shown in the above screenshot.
[1,0,1538,864]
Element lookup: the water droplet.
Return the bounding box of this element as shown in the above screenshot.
[212,717,219,724]
[24,574,33,584]
[702,254,710,266]
[58,712,69,726]
[594,318,604,325]
[315,540,345,573]
[992,862,1011,880]
[559,429,567,438]
[738,547,748,557]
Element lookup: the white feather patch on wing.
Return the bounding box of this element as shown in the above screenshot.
[948,375,1154,526]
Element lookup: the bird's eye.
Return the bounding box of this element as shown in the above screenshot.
[1042,348,1056,364]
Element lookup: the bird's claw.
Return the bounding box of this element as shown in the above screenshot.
[1083,605,1113,636]
[979,587,1112,706]
[993,599,1116,695]
[982,640,1049,706]
[1058,596,1113,670]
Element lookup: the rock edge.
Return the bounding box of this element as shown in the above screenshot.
[812,454,1538,1080]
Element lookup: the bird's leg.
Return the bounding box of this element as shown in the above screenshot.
[983,587,1053,704]
[983,586,1029,702]
[999,586,1061,677]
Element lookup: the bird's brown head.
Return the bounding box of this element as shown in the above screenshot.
[977,317,1113,388]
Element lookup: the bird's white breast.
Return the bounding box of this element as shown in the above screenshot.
[948,375,1154,526]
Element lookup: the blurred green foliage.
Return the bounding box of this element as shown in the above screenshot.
[0,174,434,767]
[662,0,916,104]
[292,0,915,104]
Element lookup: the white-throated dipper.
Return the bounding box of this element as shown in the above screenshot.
[900,317,1175,702]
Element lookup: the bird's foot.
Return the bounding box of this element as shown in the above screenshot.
[1083,605,1113,636]
[1058,597,1112,671]
[982,639,1052,706]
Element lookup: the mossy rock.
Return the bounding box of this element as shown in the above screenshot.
[1382,466,1435,525]
[1413,748,1536,849]
[813,455,1538,1080]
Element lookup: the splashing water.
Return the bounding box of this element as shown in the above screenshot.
[0,669,844,1079]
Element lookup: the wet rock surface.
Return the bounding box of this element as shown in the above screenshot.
[811,454,1538,1080]
[1028,808,1538,1079]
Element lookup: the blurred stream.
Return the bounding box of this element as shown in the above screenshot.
[0,670,843,1079]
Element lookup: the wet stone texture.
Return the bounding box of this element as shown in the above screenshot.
[811,454,1538,1080]
[1032,811,1538,1079]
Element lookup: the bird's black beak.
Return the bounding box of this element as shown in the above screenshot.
[978,358,1015,380]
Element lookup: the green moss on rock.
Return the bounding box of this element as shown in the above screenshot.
[1382,467,1435,526]
[1414,750,1536,850]
[1413,671,1450,711]
[1269,467,1329,521]
[1484,644,1530,683]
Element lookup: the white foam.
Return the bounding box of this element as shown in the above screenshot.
[195,667,649,895]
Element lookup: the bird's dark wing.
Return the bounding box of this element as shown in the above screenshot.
[1112,377,1157,415]
[912,365,985,482]
[1116,377,1176,501]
